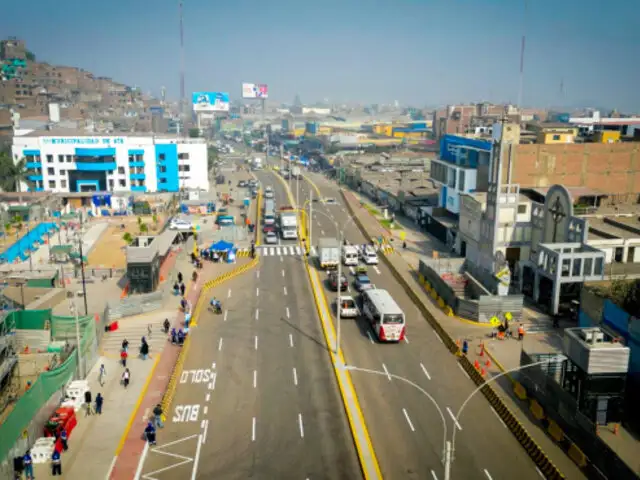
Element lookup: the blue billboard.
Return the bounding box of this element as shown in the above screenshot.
[192,92,230,112]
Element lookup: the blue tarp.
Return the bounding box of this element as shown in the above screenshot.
[0,222,59,264]
[209,240,234,252]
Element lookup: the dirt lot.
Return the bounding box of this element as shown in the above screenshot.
[87,214,165,268]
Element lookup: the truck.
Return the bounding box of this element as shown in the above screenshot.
[318,237,341,269]
[279,209,298,240]
[291,166,302,179]
[253,157,263,170]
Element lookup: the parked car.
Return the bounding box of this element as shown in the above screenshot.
[328,271,348,291]
[337,296,359,318]
[169,218,193,231]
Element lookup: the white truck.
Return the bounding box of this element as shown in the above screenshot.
[253,157,263,170]
[291,166,302,179]
[318,237,340,269]
[342,245,359,266]
[279,210,298,239]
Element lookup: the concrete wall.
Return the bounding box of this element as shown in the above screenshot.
[508,143,640,198]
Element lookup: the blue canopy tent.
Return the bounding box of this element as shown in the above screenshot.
[209,240,234,252]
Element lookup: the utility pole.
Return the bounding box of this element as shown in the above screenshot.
[179,0,186,128]
[77,212,89,315]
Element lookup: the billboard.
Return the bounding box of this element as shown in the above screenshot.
[192,92,230,112]
[242,83,268,99]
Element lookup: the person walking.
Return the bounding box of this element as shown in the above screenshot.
[462,340,469,355]
[153,403,164,428]
[120,348,128,367]
[177,272,183,284]
[84,390,92,416]
[51,449,62,476]
[122,369,130,388]
[121,338,129,353]
[95,393,104,415]
[98,363,106,387]
[144,421,157,445]
[22,450,34,480]
[180,282,186,297]
[518,324,525,341]
[59,427,68,451]
[140,338,149,360]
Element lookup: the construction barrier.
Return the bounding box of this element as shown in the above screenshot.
[341,187,567,480]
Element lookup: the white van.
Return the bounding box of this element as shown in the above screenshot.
[342,245,359,266]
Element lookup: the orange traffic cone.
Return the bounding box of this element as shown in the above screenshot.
[485,359,492,368]
[480,368,486,377]
[614,424,620,436]
[479,342,485,357]
[474,360,480,370]
[456,339,461,349]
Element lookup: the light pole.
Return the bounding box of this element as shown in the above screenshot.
[341,364,451,479]
[68,296,84,378]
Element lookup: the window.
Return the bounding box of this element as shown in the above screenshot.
[458,170,466,192]
[447,167,456,189]
[159,153,166,160]
[159,166,167,173]
[59,169,65,176]
[128,155,134,162]
[552,134,561,141]
[60,179,67,189]
[178,153,189,160]
[109,180,114,189]
[48,180,56,188]
[517,204,527,214]
[118,167,125,174]
[58,154,64,162]
[119,179,126,187]
[66,155,73,162]
[46,154,53,163]
[47,167,55,175]
[178,165,191,172]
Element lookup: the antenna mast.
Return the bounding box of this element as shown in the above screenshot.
[517,0,528,109]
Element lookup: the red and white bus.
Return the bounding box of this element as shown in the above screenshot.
[361,289,405,342]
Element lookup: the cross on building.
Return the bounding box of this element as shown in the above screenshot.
[548,196,567,243]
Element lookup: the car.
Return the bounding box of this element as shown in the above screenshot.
[360,247,379,265]
[264,190,274,199]
[328,271,348,292]
[238,180,247,187]
[354,274,374,292]
[264,231,278,244]
[263,224,276,234]
[324,198,337,205]
[169,217,193,231]
[337,296,359,318]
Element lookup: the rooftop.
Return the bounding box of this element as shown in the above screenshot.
[17,129,203,141]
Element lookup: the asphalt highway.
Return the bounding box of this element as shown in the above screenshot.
[139,175,361,479]
[262,162,548,480]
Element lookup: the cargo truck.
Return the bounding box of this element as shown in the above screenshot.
[318,237,340,269]
[279,209,298,240]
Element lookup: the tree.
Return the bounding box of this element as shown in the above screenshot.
[122,232,133,245]
[207,146,219,172]
[0,147,31,197]
[188,128,200,138]
[25,51,36,62]
[139,223,149,234]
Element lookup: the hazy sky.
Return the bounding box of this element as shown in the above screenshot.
[2,0,639,110]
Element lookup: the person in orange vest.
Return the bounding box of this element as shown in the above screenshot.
[517,324,525,341]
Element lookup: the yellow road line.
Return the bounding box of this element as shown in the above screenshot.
[301,173,321,198]
[114,354,161,456]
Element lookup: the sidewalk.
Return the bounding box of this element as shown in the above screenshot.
[339,186,587,478]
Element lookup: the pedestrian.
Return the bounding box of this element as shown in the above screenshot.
[173,281,180,295]
[84,390,92,416]
[177,272,183,284]
[462,340,469,355]
[59,427,68,451]
[120,348,128,367]
[171,328,178,344]
[121,338,129,353]
[22,450,34,480]
[180,283,186,297]
[153,403,164,428]
[144,421,157,445]
[51,449,62,476]
[140,341,149,360]
[518,324,525,341]
[95,393,104,415]
[98,363,106,386]
[122,369,130,388]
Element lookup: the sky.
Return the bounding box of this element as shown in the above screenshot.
[2,0,639,111]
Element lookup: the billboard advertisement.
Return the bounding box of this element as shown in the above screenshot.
[242,83,268,99]
[192,92,230,112]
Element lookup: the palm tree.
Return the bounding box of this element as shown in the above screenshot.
[0,148,31,199]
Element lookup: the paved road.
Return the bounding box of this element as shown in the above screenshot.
[139,238,360,478]
[261,162,546,480]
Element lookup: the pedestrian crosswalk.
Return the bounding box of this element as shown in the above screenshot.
[257,245,317,257]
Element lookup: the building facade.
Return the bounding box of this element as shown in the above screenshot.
[11,132,209,193]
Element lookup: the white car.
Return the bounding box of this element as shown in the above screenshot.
[169,219,193,231]
[360,247,378,265]
[337,296,359,318]
[265,231,278,244]
[324,198,337,205]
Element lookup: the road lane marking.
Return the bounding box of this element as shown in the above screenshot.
[255,308,259,320]
[205,393,210,402]
[293,367,298,386]
[218,338,223,351]
[382,363,391,381]
[484,470,493,480]
[403,335,409,344]
[269,247,275,256]
[227,288,232,298]
[298,413,305,438]
[286,307,290,318]
[349,266,355,274]
[433,330,443,343]
[202,420,209,444]
[212,362,216,370]
[223,310,228,322]
[252,417,256,441]
[276,247,282,256]
[282,269,285,277]
[457,363,470,380]
[490,408,507,428]
[253,370,257,388]
[191,434,203,480]
[321,230,325,235]
[254,335,258,350]
[367,331,374,344]
[536,467,546,479]
[211,373,217,390]
[256,287,259,297]
[420,363,431,380]
[431,471,438,480]
[284,286,288,295]
[402,408,415,432]
[447,407,462,430]
[203,406,208,415]
[280,256,283,262]
[289,333,294,347]
[372,266,381,275]
[256,270,260,279]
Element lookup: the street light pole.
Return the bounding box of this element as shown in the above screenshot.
[308,189,313,249]
[336,230,342,354]
[69,297,84,377]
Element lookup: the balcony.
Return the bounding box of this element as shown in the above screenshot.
[130,173,146,180]
[26,162,41,169]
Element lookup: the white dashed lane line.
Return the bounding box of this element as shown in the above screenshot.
[218,338,223,351]
[420,363,431,380]
[289,333,294,347]
[402,408,416,432]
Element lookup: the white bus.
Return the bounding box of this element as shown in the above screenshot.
[361,289,405,342]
